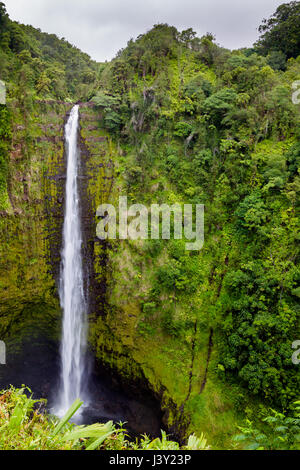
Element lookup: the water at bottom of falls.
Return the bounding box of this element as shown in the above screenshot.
[0,337,163,436]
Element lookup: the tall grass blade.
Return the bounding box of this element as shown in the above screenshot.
[85,430,115,450]
[62,421,114,441]
[52,399,83,437]
[8,405,24,432]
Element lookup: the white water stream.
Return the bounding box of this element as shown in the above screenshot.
[54,105,88,417]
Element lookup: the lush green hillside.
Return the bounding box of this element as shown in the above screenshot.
[0,1,98,210]
[0,0,299,450]
[0,2,98,100]
[88,19,300,446]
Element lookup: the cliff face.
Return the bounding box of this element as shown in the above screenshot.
[78,106,241,449]
[0,101,114,393]
[77,104,113,320]
[0,100,164,437]
[0,101,70,393]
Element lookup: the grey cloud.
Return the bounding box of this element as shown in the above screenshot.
[5,0,284,62]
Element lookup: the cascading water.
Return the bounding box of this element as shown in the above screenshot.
[54,105,88,417]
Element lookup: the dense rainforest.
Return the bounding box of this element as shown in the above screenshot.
[0,0,299,450]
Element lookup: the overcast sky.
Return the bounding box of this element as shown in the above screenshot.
[4,0,284,62]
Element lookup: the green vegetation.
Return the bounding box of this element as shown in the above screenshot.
[233,400,300,450]
[1,387,299,450]
[0,0,299,450]
[256,1,300,62]
[0,2,98,100]
[89,2,300,447]
[0,387,209,450]
[0,1,98,209]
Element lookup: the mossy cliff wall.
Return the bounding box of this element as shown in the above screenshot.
[0,101,71,390]
[0,101,122,400]
[77,104,114,319]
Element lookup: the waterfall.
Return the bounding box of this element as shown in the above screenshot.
[54,105,88,417]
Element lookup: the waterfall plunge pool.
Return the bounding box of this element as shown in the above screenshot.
[0,335,163,437]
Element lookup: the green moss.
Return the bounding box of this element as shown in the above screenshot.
[0,101,70,347]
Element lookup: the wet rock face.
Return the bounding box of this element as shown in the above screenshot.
[43,111,68,286]
[0,335,59,399]
[77,125,107,318]
[77,105,116,318]
[0,102,70,393]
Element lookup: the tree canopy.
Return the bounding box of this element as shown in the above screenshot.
[256,1,300,59]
